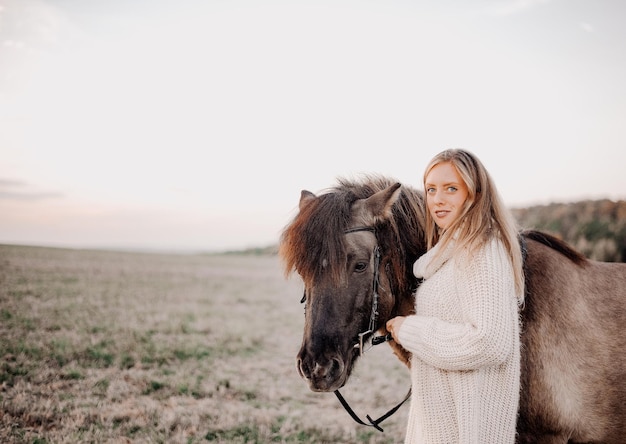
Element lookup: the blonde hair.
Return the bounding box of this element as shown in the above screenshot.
[423,149,525,297]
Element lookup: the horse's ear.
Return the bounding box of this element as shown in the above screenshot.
[299,190,316,210]
[360,182,402,224]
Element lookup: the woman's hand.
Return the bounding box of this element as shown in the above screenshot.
[386,316,406,344]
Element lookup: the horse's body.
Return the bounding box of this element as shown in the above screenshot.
[279,176,626,443]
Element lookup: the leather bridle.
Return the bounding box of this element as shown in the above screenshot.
[298,225,410,432]
[332,226,410,432]
[343,226,392,355]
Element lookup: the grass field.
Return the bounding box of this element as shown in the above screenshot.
[0,245,410,443]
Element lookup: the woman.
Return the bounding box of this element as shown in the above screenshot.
[386,149,525,443]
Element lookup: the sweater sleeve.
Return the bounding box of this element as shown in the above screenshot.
[397,239,518,371]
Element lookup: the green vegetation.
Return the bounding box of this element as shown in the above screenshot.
[512,199,626,262]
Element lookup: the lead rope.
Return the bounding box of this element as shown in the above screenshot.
[333,388,412,432]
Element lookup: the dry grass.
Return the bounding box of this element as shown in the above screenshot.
[0,245,409,443]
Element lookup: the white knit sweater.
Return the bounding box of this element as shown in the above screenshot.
[397,237,521,444]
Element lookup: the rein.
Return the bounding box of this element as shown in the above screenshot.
[334,387,411,432]
[331,226,410,432]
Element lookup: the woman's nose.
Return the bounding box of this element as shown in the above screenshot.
[432,190,444,204]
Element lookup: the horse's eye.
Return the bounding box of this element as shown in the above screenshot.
[354,262,368,273]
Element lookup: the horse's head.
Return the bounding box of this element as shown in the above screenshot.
[280,176,426,392]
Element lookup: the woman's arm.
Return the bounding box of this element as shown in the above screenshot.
[396,240,518,371]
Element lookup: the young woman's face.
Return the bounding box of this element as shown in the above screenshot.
[425,161,470,230]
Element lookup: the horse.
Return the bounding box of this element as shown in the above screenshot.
[279,175,626,444]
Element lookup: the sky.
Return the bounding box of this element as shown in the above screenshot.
[1,0,625,252]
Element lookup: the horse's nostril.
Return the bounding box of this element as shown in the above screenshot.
[296,357,309,379]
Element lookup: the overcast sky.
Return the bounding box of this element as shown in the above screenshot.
[1,0,625,252]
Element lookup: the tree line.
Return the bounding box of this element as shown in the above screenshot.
[512,199,626,262]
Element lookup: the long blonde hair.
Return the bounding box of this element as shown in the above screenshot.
[424,149,525,297]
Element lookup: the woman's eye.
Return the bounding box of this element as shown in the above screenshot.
[354,262,368,273]
[426,187,435,194]
[447,186,457,192]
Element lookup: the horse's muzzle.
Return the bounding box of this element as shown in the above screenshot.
[297,351,347,392]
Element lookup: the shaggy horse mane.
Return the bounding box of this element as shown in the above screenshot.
[280,174,427,297]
